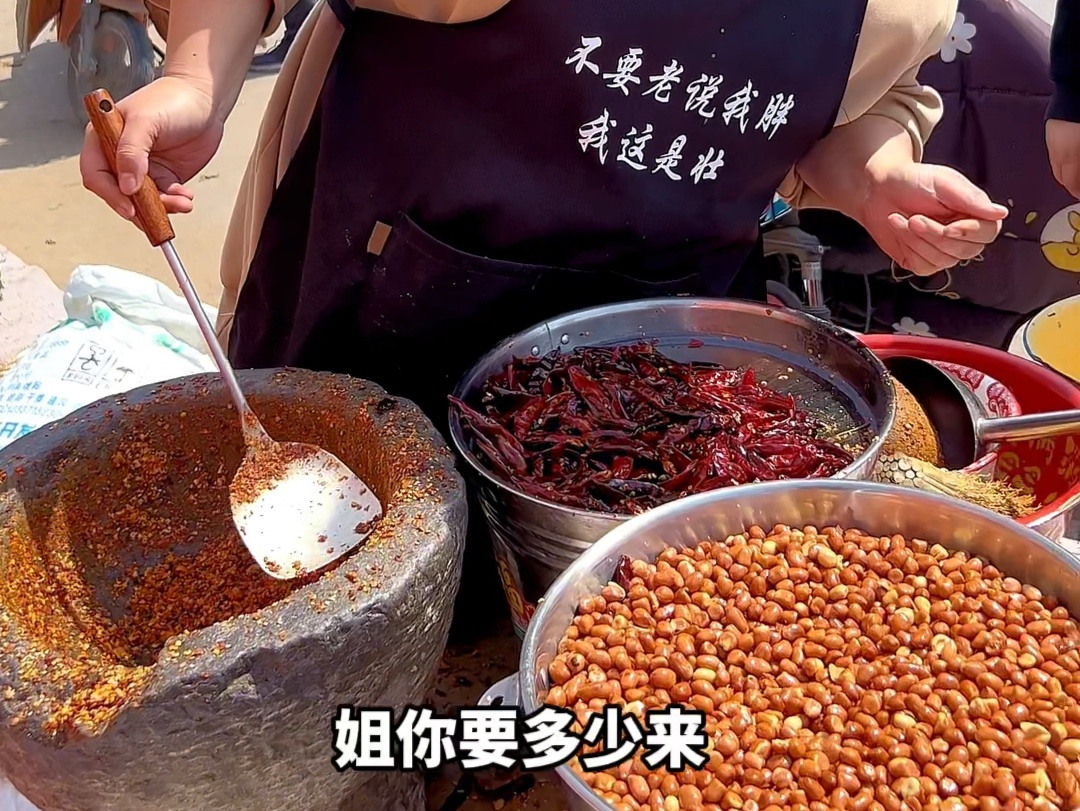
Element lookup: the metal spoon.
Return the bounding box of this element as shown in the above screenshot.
[85,89,382,579]
[884,355,1080,470]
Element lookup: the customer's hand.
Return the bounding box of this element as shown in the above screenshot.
[80,76,223,222]
[857,162,1008,276]
[1047,118,1080,200]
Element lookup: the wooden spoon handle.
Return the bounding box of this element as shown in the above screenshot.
[83,89,176,248]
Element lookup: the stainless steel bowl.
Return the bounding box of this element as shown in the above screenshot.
[478,480,1080,811]
[449,298,895,636]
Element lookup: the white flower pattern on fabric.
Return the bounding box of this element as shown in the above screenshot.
[939,12,976,62]
[892,317,936,337]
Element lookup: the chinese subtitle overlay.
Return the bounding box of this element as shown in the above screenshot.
[331,705,708,772]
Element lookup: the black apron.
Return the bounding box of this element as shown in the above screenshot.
[230,0,867,635]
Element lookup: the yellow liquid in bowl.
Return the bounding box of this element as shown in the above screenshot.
[1024,295,1080,383]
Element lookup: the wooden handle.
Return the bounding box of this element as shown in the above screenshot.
[84,89,175,247]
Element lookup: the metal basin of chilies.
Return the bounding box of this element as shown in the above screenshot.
[477,480,1080,811]
[449,298,895,637]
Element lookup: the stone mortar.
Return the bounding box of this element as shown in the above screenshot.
[0,368,468,811]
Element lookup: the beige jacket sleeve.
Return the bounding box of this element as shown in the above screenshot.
[777,0,957,208]
[214,0,957,343]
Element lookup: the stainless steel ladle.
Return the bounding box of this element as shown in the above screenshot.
[86,89,383,579]
[885,355,1080,470]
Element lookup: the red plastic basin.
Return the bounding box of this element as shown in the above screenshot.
[859,334,1080,538]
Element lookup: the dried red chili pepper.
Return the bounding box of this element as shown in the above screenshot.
[450,343,855,514]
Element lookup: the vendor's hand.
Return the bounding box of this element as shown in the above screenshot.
[80,76,223,222]
[1047,118,1080,200]
[858,162,1008,276]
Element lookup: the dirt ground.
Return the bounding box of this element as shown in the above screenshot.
[0,0,281,305]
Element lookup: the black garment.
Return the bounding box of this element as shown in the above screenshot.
[1051,0,1080,121]
[232,0,868,418]
[230,0,868,637]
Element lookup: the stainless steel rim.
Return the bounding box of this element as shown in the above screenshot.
[516,478,1077,810]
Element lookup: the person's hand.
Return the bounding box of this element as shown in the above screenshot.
[1047,118,1080,200]
[80,76,224,222]
[856,162,1009,276]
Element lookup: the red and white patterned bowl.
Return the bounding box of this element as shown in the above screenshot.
[857,335,1080,543]
[932,361,1022,477]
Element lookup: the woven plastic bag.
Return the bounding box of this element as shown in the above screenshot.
[0,265,215,450]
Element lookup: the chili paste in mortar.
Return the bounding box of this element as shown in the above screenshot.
[450,343,856,514]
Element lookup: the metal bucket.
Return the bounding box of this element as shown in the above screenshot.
[478,480,1080,811]
[449,298,895,637]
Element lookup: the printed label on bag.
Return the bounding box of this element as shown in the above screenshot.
[494,552,536,637]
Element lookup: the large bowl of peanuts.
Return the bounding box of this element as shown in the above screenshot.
[480,479,1080,811]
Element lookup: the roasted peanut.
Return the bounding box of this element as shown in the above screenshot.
[544,525,1080,811]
